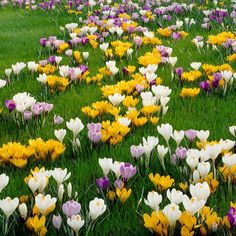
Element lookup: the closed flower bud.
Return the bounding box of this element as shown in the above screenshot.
[19,203,27,220]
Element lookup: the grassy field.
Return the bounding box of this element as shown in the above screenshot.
[0,4,236,235]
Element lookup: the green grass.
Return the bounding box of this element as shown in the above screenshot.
[0,5,236,236]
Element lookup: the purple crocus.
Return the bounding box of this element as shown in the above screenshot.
[172,32,181,42]
[185,129,197,143]
[5,100,16,112]
[228,207,236,226]
[200,81,210,93]
[40,38,47,47]
[87,123,102,143]
[130,144,144,161]
[122,67,129,76]
[48,56,56,65]
[62,200,81,218]
[120,163,136,182]
[96,176,110,190]
[175,67,184,77]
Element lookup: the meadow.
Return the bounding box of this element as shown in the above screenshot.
[0,1,236,235]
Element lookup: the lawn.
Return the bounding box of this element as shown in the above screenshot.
[0,1,236,236]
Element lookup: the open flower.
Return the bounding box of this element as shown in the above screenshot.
[144,191,162,212]
[0,197,19,219]
[66,117,84,137]
[67,215,84,233]
[89,197,106,220]
[35,194,57,215]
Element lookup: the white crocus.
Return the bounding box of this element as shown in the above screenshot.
[167,188,183,205]
[183,195,205,215]
[82,52,89,60]
[0,80,7,89]
[197,162,211,179]
[54,129,67,143]
[0,197,19,219]
[19,203,27,220]
[66,117,84,137]
[162,203,181,227]
[157,123,173,143]
[222,154,236,171]
[168,57,177,67]
[118,117,131,127]
[27,61,38,72]
[5,68,12,78]
[142,136,159,158]
[108,93,125,106]
[197,130,210,142]
[0,173,9,193]
[229,126,236,137]
[67,215,85,233]
[172,130,185,146]
[35,194,57,215]
[37,73,47,84]
[144,191,162,212]
[51,168,71,187]
[190,62,202,71]
[98,157,113,176]
[111,161,122,179]
[190,182,210,202]
[140,91,156,106]
[89,197,106,220]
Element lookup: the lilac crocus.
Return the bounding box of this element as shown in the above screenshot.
[62,200,81,218]
[114,179,123,189]
[41,102,54,113]
[31,103,44,116]
[120,163,136,182]
[5,100,16,112]
[96,176,110,190]
[175,147,187,159]
[130,144,144,161]
[52,214,62,230]
[135,84,144,93]
[185,129,197,142]
[23,111,33,120]
[228,207,236,226]
[87,123,102,143]
[54,115,64,125]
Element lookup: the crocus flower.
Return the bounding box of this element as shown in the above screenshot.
[175,67,184,77]
[62,200,81,218]
[5,100,16,112]
[130,144,144,161]
[96,176,110,190]
[52,214,62,230]
[120,163,136,182]
[200,81,210,93]
[40,38,47,47]
[185,129,197,142]
[228,207,236,226]
[54,115,64,125]
[175,147,187,159]
[87,123,102,143]
[23,111,33,120]
[172,32,181,42]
